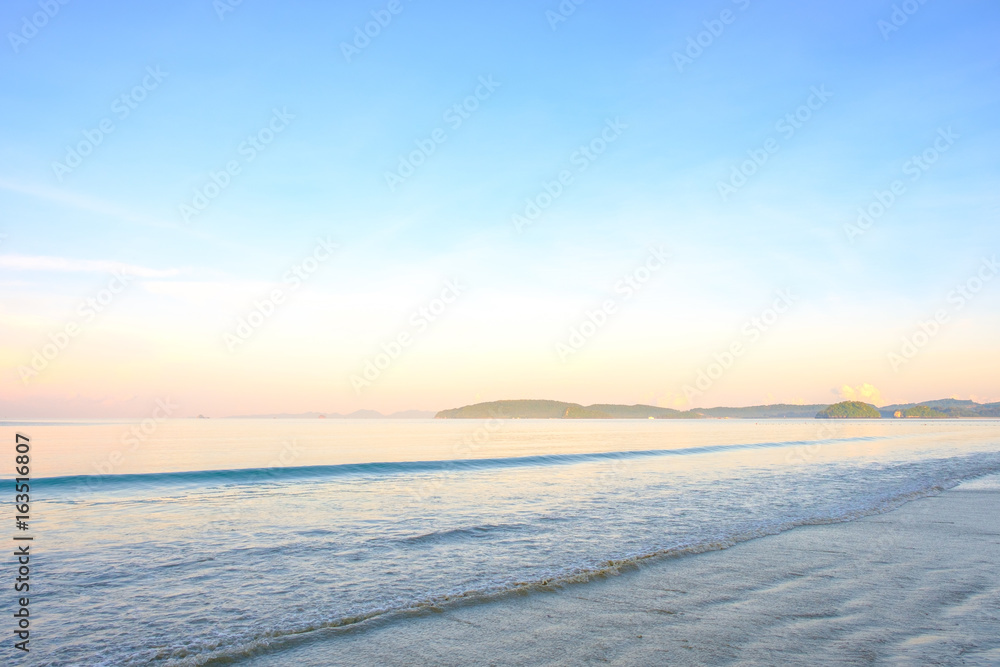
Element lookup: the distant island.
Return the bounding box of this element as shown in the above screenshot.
[816,401,882,419]
[894,405,948,419]
[876,398,998,418]
[220,398,998,421]
[816,401,957,419]
[435,400,702,420]
[434,398,1000,420]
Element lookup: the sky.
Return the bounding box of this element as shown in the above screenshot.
[1,0,998,418]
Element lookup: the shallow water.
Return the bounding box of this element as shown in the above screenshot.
[8,418,1000,665]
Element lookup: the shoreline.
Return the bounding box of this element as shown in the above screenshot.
[240,474,1000,665]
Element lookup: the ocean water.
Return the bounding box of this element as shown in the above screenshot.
[8,418,1000,665]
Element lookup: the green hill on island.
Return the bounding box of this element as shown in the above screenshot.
[815,401,881,419]
[878,399,998,418]
[562,405,613,419]
[434,400,701,419]
[695,404,828,419]
[897,405,949,418]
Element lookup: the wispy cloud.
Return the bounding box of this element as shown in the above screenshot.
[0,254,179,278]
[0,178,176,230]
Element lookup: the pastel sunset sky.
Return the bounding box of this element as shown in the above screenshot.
[2,0,998,417]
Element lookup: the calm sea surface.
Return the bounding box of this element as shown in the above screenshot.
[6,418,1000,665]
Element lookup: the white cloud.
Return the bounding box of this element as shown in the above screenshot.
[838,382,883,406]
[140,280,268,303]
[0,254,179,278]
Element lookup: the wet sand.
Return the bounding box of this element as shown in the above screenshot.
[243,475,1000,665]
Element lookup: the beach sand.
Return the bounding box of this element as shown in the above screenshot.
[244,475,1000,665]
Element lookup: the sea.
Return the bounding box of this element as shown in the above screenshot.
[6,418,1000,665]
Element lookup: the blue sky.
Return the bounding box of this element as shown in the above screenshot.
[2,0,998,417]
